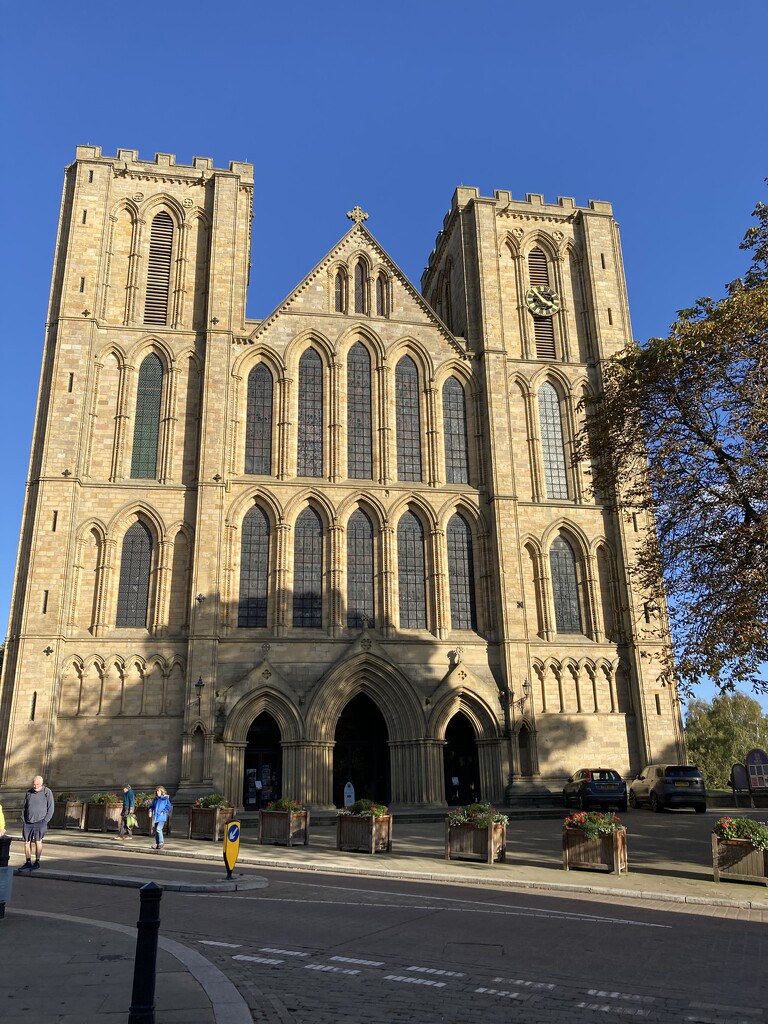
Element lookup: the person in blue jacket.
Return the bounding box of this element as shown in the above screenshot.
[148,786,172,851]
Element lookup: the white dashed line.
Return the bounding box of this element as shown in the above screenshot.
[474,986,522,999]
[232,954,284,965]
[329,955,385,967]
[385,974,447,987]
[259,947,309,957]
[586,990,655,1003]
[407,965,465,977]
[493,976,555,990]
[575,1002,650,1016]
[305,964,360,976]
[199,940,242,948]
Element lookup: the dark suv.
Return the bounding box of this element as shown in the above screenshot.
[562,768,628,811]
[628,764,706,813]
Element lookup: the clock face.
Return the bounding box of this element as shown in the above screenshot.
[525,286,560,317]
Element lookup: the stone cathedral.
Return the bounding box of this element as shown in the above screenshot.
[0,145,685,812]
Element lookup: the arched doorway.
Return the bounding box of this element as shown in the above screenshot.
[443,712,480,805]
[333,693,390,806]
[243,712,282,809]
[518,723,533,777]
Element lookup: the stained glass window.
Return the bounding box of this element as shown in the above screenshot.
[397,511,426,629]
[245,364,273,475]
[396,356,422,482]
[550,536,582,633]
[293,507,323,628]
[354,261,366,314]
[131,353,163,479]
[116,521,152,627]
[443,377,469,484]
[297,348,323,477]
[347,509,374,628]
[347,343,372,479]
[238,506,270,627]
[447,514,477,630]
[539,382,568,499]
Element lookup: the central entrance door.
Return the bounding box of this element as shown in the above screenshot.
[443,712,480,805]
[333,693,390,806]
[243,712,281,810]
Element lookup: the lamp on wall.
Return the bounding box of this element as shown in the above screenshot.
[511,678,531,713]
[187,677,205,709]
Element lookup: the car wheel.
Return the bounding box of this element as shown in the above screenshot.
[694,804,706,814]
[650,792,662,813]
[619,800,628,813]
[628,790,638,809]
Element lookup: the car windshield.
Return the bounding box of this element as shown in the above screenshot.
[589,770,621,782]
[664,766,701,778]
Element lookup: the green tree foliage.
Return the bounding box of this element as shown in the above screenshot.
[576,193,768,694]
[684,692,768,788]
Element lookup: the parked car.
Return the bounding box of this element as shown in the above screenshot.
[562,768,628,811]
[628,764,706,813]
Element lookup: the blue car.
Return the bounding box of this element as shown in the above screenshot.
[563,768,628,812]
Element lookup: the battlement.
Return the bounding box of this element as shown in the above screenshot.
[72,145,253,181]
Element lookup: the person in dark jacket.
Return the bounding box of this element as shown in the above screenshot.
[118,783,136,839]
[21,776,54,871]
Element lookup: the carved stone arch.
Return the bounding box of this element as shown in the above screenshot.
[336,491,387,530]
[304,653,425,743]
[347,248,373,272]
[185,206,212,231]
[429,688,501,742]
[109,197,141,224]
[530,365,573,399]
[388,338,435,383]
[140,193,186,228]
[336,322,386,364]
[282,489,337,530]
[223,688,303,745]
[284,329,334,372]
[387,494,438,533]
[542,518,591,561]
[231,344,284,383]
[433,357,477,395]
[522,231,559,262]
[226,489,283,531]
[94,342,128,371]
[108,502,167,545]
[436,495,483,533]
[127,335,176,373]
[501,233,522,260]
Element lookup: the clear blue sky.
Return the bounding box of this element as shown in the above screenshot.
[1,1,766,711]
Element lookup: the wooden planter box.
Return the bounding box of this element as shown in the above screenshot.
[259,809,310,846]
[84,802,122,832]
[187,806,235,841]
[713,836,768,886]
[445,821,506,864]
[51,800,85,829]
[562,828,628,874]
[336,814,392,854]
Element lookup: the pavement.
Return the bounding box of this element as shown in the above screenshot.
[2,802,767,1023]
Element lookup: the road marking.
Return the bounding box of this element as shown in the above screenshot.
[493,976,555,990]
[232,954,284,965]
[407,966,465,977]
[259,947,309,957]
[586,990,655,1003]
[199,940,242,949]
[330,955,385,967]
[575,1002,650,1016]
[474,986,522,999]
[385,974,446,987]
[305,964,360,976]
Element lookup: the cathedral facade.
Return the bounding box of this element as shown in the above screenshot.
[0,145,684,810]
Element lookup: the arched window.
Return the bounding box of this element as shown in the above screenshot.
[347,342,372,478]
[245,364,273,475]
[116,521,152,627]
[144,211,173,325]
[293,507,323,628]
[550,536,582,633]
[443,377,469,484]
[347,509,374,628]
[538,382,568,499]
[376,274,387,317]
[297,348,323,477]
[447,513,477,630]
[131,353,163,479]
[395,356,422,481]
[354,261,366,314]
[528,247,556,359]
[238,506,270,627]
[334,269,347,313]
[397,511,426,629]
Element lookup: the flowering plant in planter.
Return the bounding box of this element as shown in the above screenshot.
[56,791,76,802]
[267,798,306,812]
[90,792,121,804]
[338,799,389,817]
[713,816,768,850]
[135,792,155,808]
[193,793,229,808]
[564,811,624,838]
[447,803,508,828]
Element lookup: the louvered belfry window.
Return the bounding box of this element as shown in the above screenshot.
[550,536,582,634]
[538,382,569,499]
[528,247,556,359]
[116,521,152,627]
[297,348,323,477]
[395,356,422,481]
[238,506,270,627]
[245,364,273,475]
[397,511,427,629]
[293,507,323,628]
[347,342,372,479]
[144,212,173,325]
[447,513,477,631]
[443,376,470,484]
[131,354,163,479]
[347,509,374,629]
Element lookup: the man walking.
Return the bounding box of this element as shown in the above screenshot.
[118,783,135,839]
[21,775,54,871]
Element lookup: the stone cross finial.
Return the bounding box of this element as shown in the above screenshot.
[346,205,368,225]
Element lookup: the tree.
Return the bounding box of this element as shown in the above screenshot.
[577,193,768,695]
[684,692,768,789]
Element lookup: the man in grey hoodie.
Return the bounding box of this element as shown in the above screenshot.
[21,776,54,871]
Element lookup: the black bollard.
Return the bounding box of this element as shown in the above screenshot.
[128,881,163,1023]
[0,834,11,920]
